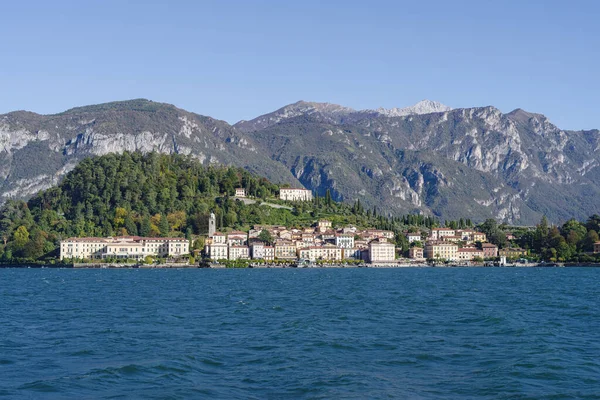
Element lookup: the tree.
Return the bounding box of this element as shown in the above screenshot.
[561,219,586,249]
[582,230,599,252]
[13,226,29,249]
[139,215,151,237]
[114,207,127,228]
[258,229,274,245]
[159,214,170,237]
[124,214,138,236]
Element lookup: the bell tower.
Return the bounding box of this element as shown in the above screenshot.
[209,212,216,237]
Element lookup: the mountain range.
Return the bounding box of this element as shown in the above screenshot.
[1,98,599,225]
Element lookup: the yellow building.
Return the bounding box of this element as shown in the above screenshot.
[499,247,527,259]
[408,247,424,259]
[274,240,296,260]
[456,248,484,261]
[424,241,458,261]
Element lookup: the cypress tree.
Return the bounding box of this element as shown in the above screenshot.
[159,214,169,237]
[140,215,151,237]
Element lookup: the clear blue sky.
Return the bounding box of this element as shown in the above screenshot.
[2,0,599,130]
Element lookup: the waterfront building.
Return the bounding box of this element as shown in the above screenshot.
[250,242,274,260]
[279,188,313,201]
[424,241,458,261]
[457,247,484,261]
[205,242,228,260]
[298,244,342,262]
[321,243,342,261]
[263,246,275,260]
[368,239,396,263]
[343,247,362,260]
[274,240,296,260]
[481,243,499,258]
[229,245,249,260]
[60,236,189,260]
[408,247,424,259]
[499,247,527,259]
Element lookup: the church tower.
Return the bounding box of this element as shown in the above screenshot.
[209,212,216,237]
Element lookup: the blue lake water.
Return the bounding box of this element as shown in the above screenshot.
[1,267,599,399]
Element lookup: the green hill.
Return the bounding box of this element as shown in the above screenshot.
[0,152,436,262]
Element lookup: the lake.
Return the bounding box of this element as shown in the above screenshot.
[1,267,599,399]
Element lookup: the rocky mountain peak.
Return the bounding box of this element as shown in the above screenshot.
[234,100,355,132]
[376,100,453,117]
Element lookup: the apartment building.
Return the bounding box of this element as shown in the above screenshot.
[424,242,458,261]
[335,234,354,249]
[456,247,484,261]
[368,239,396,263]
[408,247,424,259]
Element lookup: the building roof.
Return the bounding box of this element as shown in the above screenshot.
[458,248,483,253]
[63,237,108,243]
[481,243,498,248]
[63,236,186,243]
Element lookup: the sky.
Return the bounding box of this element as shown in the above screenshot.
[1,0,599,130]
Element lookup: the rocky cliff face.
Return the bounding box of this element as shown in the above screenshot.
[1,98,598,224]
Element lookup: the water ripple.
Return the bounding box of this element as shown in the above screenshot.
[0,267,599,399]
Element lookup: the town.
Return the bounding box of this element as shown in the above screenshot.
[59,188,526,266]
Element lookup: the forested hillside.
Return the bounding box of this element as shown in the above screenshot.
[0,152,437,262]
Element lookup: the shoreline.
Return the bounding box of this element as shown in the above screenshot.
[1,262,600,269]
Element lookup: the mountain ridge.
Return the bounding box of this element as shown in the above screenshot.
[1,98,599,225]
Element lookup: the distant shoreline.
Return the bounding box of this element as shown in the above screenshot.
[1,263,600,269]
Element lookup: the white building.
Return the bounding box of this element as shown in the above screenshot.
[343,247,362,260]
[235,188,246,197]
[429,228,456,241]
[335,234,355,249]
[229,245,249,260]
[279,188,313,202]
[206,243,228,260]
[406,233,422,243]
[368,239,396,263]
[227,231,247,246]
[60,236,189,260]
